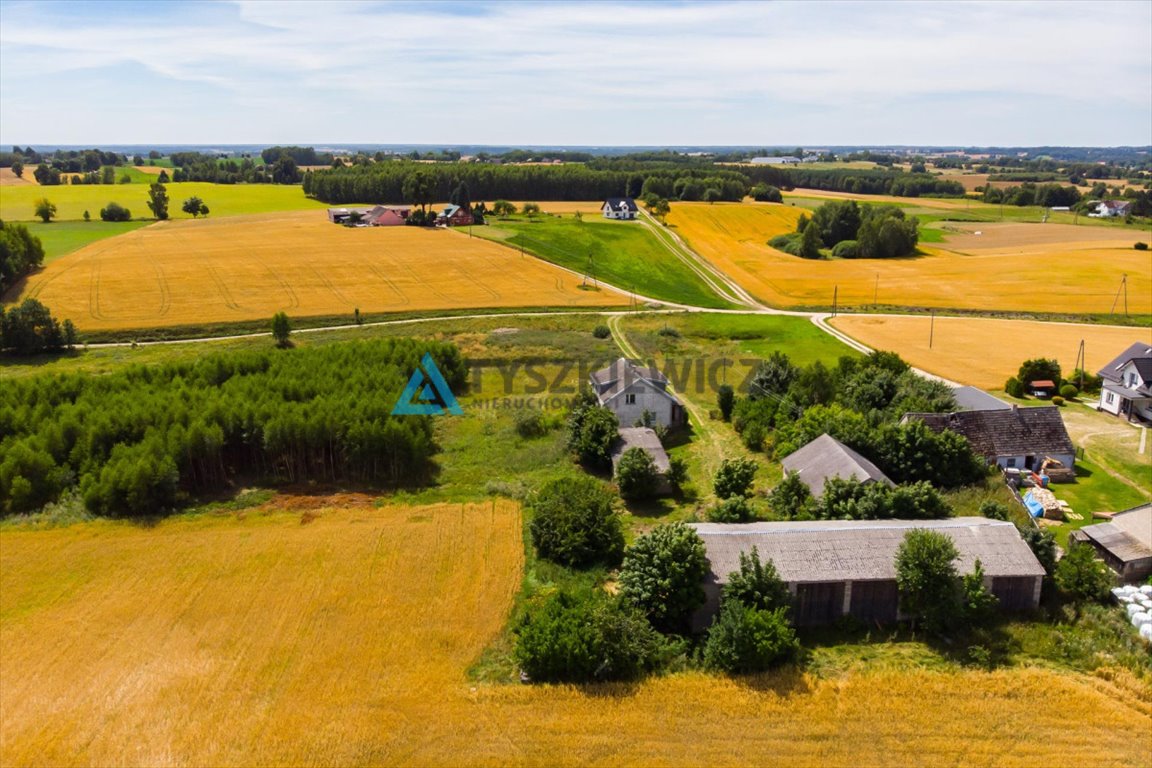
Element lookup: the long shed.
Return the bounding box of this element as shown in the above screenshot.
[690,518,1045,630]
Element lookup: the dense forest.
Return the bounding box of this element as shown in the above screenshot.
[303,162,754,204]
[744,166,967,197]
[0,339,466,518]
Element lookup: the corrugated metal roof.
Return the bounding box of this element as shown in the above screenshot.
[690,518,1046,584]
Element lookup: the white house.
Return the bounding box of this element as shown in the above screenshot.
[601,197,638,220]
[589,358,686,428]
[1098,341,1152,423]
[1087,200,1132,218]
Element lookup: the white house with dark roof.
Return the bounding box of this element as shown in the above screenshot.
[779,434,893,499]
[601,197,638,220]
[589,358,685,428]
[1087,200,1132,218]
[690,518,1046,629]
[1097,341,1152,423]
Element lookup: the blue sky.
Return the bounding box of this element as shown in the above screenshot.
[1,0,1149,147]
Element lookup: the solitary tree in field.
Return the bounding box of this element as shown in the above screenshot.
[33,198,56,223]
[522,202,541,218]
[146,183,169,220]
[492,200,517,217]
[271,312,292,348]
[11,160,23,178]
[182,196,209,218]
[645,196,671,223]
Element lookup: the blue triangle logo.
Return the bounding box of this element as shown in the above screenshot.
[392,352,464,416]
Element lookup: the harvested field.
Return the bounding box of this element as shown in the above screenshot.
[9,211,627,331]
[0,167,35,186]
[132,165,169,174]
[2,500,1149,766]
[668,202,1152,313]
[829,315,1152,387]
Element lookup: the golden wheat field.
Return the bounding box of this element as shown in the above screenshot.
[8,212,627,330]
[667,202,1152,314]
[829,315,1152,388]
[2,497,1151,767]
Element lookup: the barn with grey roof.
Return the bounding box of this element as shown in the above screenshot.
[1071,503,1152,582]
[690,518,1045,629]
[779,433,893,498]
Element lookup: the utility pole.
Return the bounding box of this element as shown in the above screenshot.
[832,285,838,318]
[929,310,935,349]
[1075,339,1086,391]
[873,273,879,308]
[1110,274,1129,318]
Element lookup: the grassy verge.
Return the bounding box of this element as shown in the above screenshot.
[472,214,732,308]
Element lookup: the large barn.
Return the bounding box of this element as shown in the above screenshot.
[690,518,1045,630]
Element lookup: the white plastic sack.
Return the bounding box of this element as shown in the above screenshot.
[1127,603,1143,617]
[1131,612,1152,628]
[1139,585,1152,595]
[1141,624,1152,642]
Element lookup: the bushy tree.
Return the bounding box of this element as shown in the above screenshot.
[1005,377,1025,398]
[567,403,619,469]
[492,200,517,216]
[100,202,131,222]
[522,202,541,217]
[708,495,753,522]
[723,546,791,612]
[749,352,797,399]
[0,298,71,355]
[717,384,735,421]
[767,471,813,519]
[713,457,758,499]
[182,196,210,217]
[895,528,960,633]
[856,206,919,258]
[146,183,169,220]
[750,183,783,203]
[271,311,291,347]
[703,604,797,673]
[33,197,56,223]
[1059,384,1078,400]
[514,590,666,683]
[1017,358,1061,387]
[961,559,998,626]
[799,216,823,259]
[1019,525,1057,576]
[0,220,46,293]
[1055,541,1113,603]
[529,476,623,567]
[619,522,708,632]
[616,447,659,501]
[875,420,987,489]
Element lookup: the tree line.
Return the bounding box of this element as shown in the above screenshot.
[0,339,466,518]
[745,166,967,197]
[0,299,77,355]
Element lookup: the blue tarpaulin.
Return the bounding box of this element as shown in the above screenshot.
[1023,490,1045,518]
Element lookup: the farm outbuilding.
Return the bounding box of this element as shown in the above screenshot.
[779,433,893,499]
[611,427,673,496]
[903,405,1074,472]
[1070,503,1152,582]
[689,518,1046,630]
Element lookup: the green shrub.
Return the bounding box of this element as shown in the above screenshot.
[1055,540,1113,603]
[708,495,753,523]
[567,403,619,469]
[619,522,708,632]
[1059,384,1078,400]
[1005,377,1025,398]
[657,326,681,338]
[616,447,660,500]
[592,324,611,339]
[722,546,792,613]
[1019,525,1057,575]
[979,500,1009,521]
[831,239,859,258]
[767,471,813,519]
[1052,395,1065,406]
[528,476,624,567]
[703,604,798,674]
[713,457,758,499]
[666,456,688,491]
[514,590,666,683]
[514,409,549,438]
[717,384,735,422]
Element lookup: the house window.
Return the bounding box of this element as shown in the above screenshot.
[1006,458,1017,468]
[625,394,636,405]
[1106,392,1115,405]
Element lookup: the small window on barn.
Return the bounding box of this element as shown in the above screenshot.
[625,393,636,405]
[1006,458,1017,468]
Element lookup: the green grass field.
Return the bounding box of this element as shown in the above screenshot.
[473,215,730,308]
[22,220,153,262]
[0,182,330,221]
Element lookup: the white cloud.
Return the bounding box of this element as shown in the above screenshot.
[0,0,1148,144]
